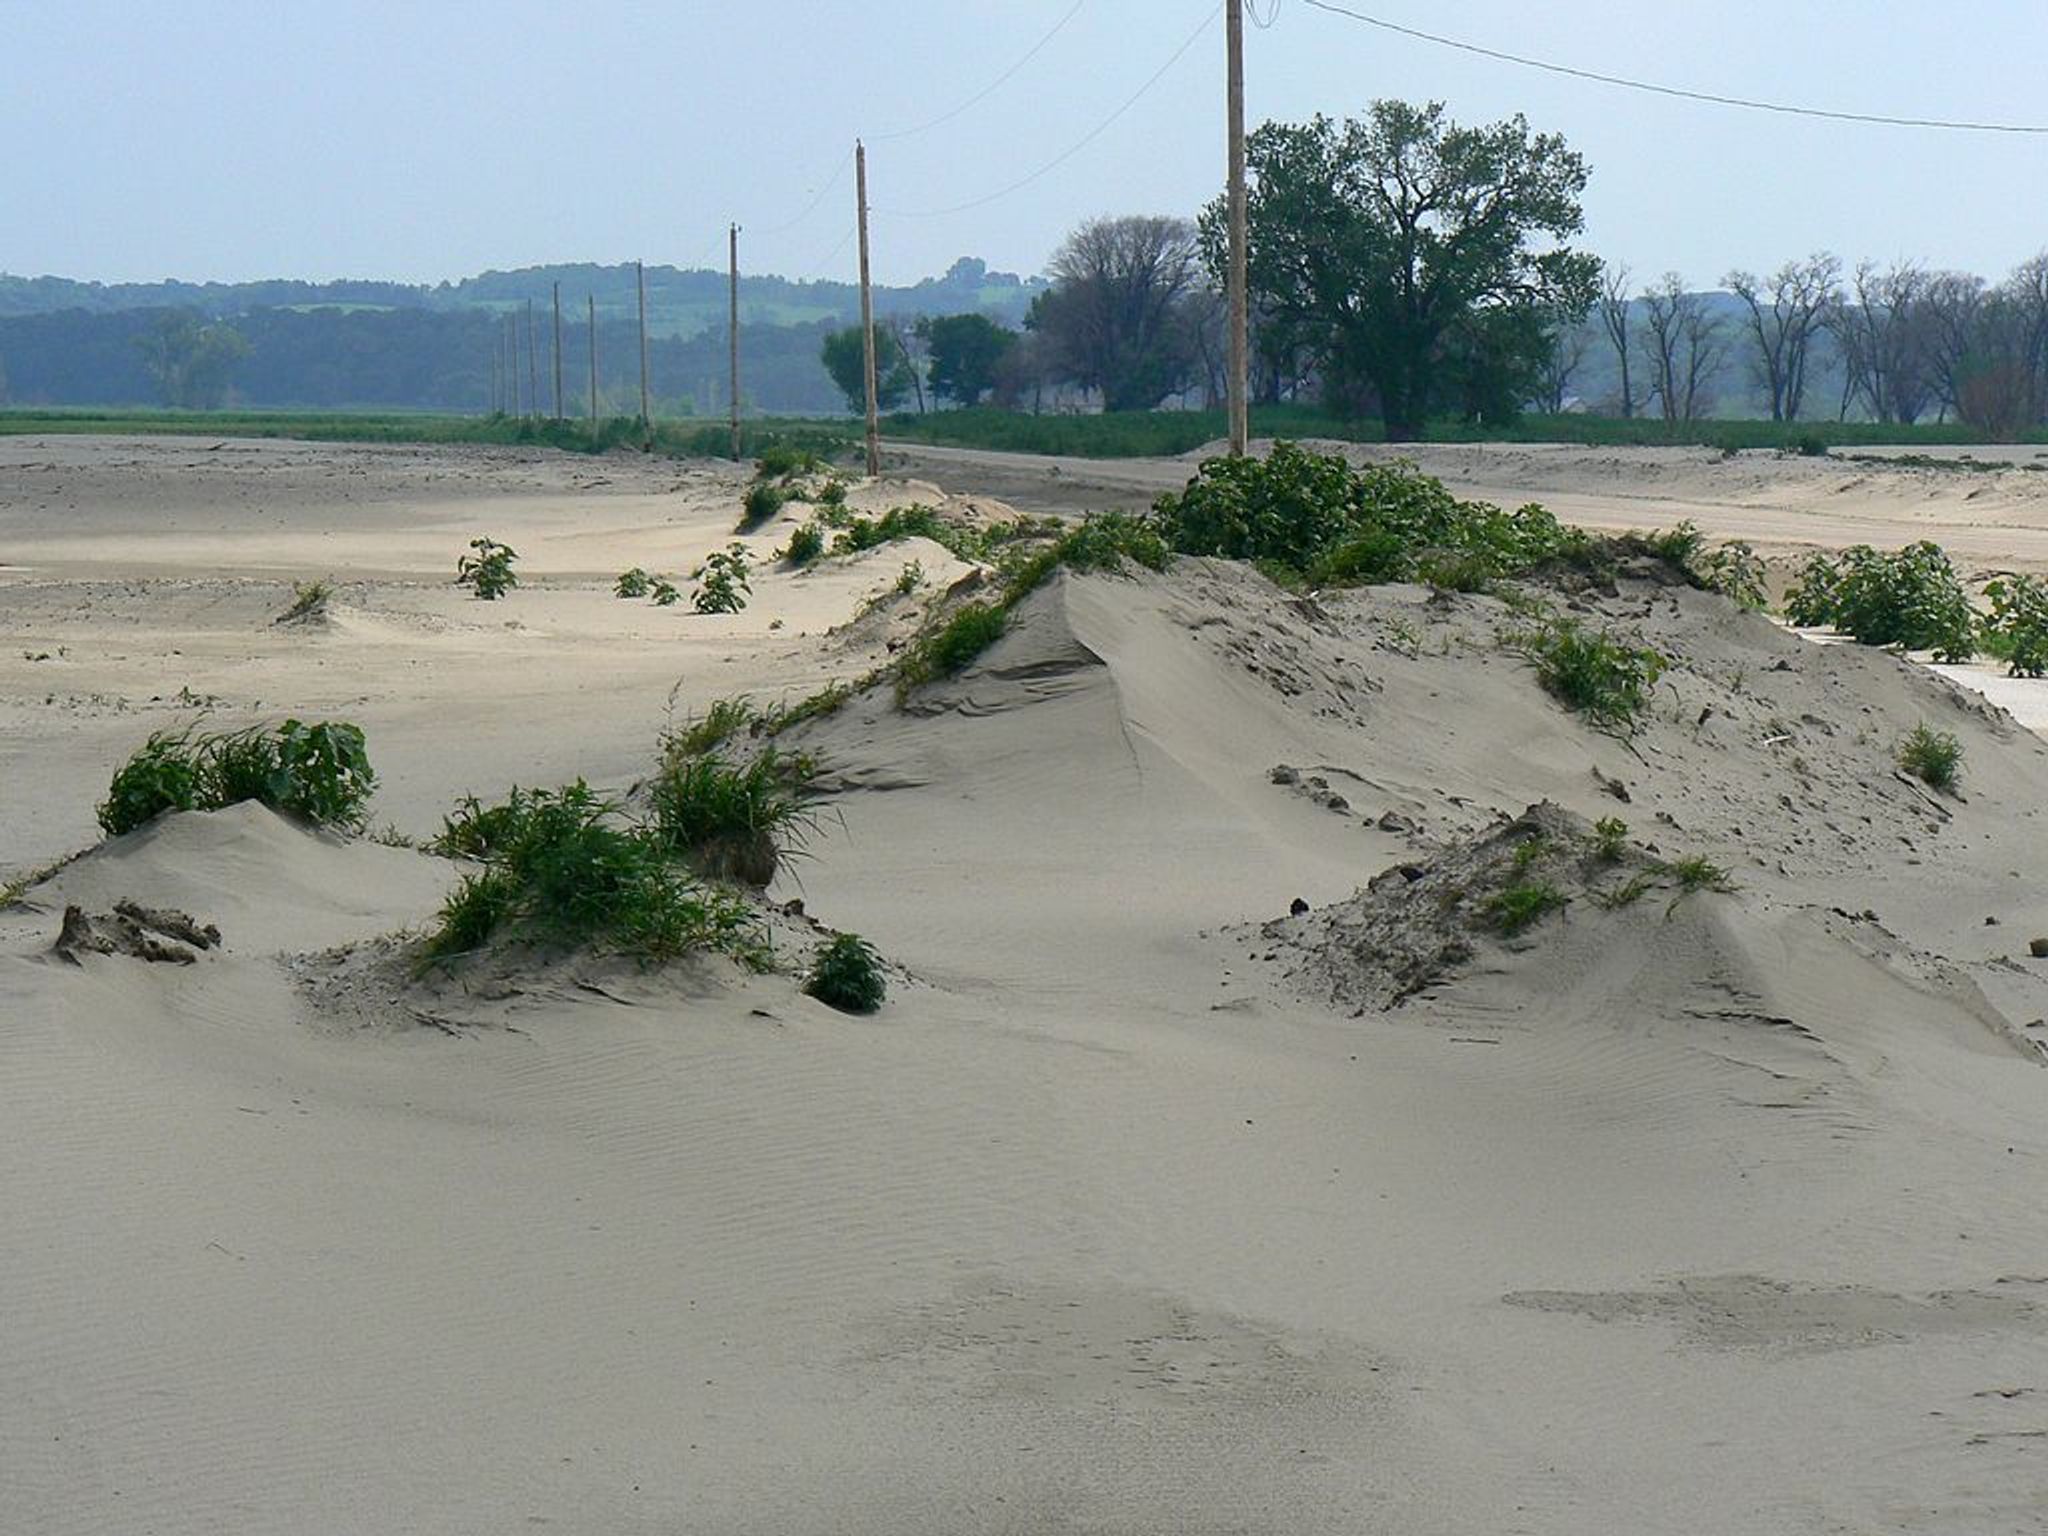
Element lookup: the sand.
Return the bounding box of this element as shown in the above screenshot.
[5,433,2048,1535]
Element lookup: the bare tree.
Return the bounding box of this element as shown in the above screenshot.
[1595,261,1635,418]
[1533,315,1589,414]
[1919,271,1986,422]
[1724,253,1840,421]
[1033,214,1205,411]
[1940,255,2048,437]
[1639,273,1725,423]
[1827,261,1934,424]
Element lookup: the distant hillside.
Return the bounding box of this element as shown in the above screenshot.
[0,257,1045,414]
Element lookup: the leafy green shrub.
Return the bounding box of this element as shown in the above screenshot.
[1982,573,2048,677]
[615,567,654,598]
[896,601,1007,696]
[419,781,761,963]
[1516,619,1666,731]
[457,537,519,600]
[816,476,848,509]
[1152,442,1361,568]
[1696,540,1768,609]
[1416,550,1496,593]
[646,746,817,887]
[998,511,1169,602]
[97,720,375,836]
[1780,542,1975,660]
[1793,432,1830,458]
[1899,724,1963,791]
[692,544,753,614]
[280,579,332,621]
[738,480,787,532]
[1637,521,1708,571]
[783,522,827,567]
[804,932,886,1013]
[754,445,821,481]
[1484,881,1566,935]
[648,577,682,607]
[1592,816,1629,862]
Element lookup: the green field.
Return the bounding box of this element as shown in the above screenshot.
[3,405,2040,463]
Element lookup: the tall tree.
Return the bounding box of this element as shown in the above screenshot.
[1031,215,1205,411]
[819,324,914,414]
[1723,254,1840,421]
[1595,261,1635,419]
[1638,274,1724,423]
[1828,261,1935,424]
[135,311,249,408]
[1533,310,1589,415]
[917,312,1016,407]
[1214,100,1598,440]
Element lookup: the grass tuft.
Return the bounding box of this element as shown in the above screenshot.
[804,932,887,1013]
[1898,724,1963,791]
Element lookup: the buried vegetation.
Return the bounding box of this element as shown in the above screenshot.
[99,720,376,836]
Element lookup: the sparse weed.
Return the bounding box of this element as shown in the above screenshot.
[1666,855,1734,892]
[646,746,818,887]
[457,537,519,600]
[804,932,887,1014]
[615,567,654,598]
[1898,724,1963,791]
[663,696,758,759]
[692,544,752,614]
[279,579,333,622]
[1592,816,1629,862]
[895,601,1007,698]
[759,681,856,736]
[1515,618,1666,731]
[894,559,926,597]
[1484,881,1567,936]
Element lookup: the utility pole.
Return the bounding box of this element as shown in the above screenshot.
[587,293,598,427]
[855,139,880,477]
[729,223,742,461]
[1226,0,1250,456]
[507,313,520,416]
[526,299,539,422]
[551,282,564,420]
[636,259,651,442]
[490,333,501,415]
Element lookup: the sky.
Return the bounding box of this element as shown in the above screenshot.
[6,0,2048,292]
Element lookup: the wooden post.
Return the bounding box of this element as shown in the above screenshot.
[729,223,742,461]
[491,332,501,415]
[508,313,520,416]
[1226,0,1250,456]
[587,293,598,428]
[636,259,651,442]
[526,299,539,422]
[551,282,564,420]
[856,140,880,478]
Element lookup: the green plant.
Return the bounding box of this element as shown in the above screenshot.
[804,932,887,1013]
[1484,881,1566,936]
[1697,541,1768,609]
[1781,542,1975,660]
[1898,724,1963,791]
[280,579,332,621]
[998,511,1170,602]
[97,719,376,837]
[457,537,519,600]
[783,522,827,567]
[1666,855,1734,893]
[816,476,848,508]
[1793,431,1830,457]
[1592,816,1629,862]
[692,544,753,614]
[754,445,823,481]
[615,567,654,598]
[646,746,818,886]
[738,479,787,532]
[759,680,856,735]
[1510,834,1548,873]
[1639,521,1707,570]
[896,601,1007,697]
[1983,573,2048,677]
[648,577,681,607]
[1516,619,1666,731]
[1782,551,1842,627]
[893,559,926,596]
[663,695,757,759]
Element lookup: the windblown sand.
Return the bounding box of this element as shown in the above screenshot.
[4,434,2048,1535]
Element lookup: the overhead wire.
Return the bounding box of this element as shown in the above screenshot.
[866,0,1090,142]
[1297,0,2048,135]
[875,2,1223,219]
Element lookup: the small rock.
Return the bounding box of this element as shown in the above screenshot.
[2030,938,2048,959]
[1289,897,1310,917]
[1268,764,1299,786]
[1377,811,1415,834]
[781,897,806,917]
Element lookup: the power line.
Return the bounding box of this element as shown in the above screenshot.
[1298,0,2048,135]
[867,0,1091,142]
[750,150,854,237]
[877,3,1223,219]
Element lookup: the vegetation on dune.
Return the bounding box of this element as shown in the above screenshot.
[782,521,827,567]
[895,602,1008,699]
[1898,724,1964,792]
[1981,573,2048,677]
[278,578,333,622]
[738,478,788,532]
[804,932,887,1014]
[663,695,758,758]
[614,566,654,598]
[421,781,763,965]
[456,536,519,600]
[1512,616,1667,731]
[645,745,818,887]
[1781,542,1976,660]
[691,543,752,614]
[98,720,376,836]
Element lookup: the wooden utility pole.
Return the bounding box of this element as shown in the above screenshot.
[855,139,880,477]
[587,293,598,426]
[491,333,501,415]
[522,300,536,420]
[728,223,742,461]
[1225,0,1250,455]
[551,282,564,420]
[507,313,521,416]
[636,259,651,439]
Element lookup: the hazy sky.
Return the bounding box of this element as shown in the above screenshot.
[8,0,2047,290]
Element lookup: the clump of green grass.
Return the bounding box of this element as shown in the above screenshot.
[457,537,518,600]
[645,746,818,887]
[615,567,654,598]
[759,680,857,736]
[1898,724,1963,791]
[98,720,376,836]
[783,522,827,567]
[895,602,1007,699]
[738,480,787,533]
[1483,881,1567,936]
[804,932,886,1013]
[1514,618,1666,731]
[419,781,763,964]
[1666,855,1735,892]
[1591,816,1629,862]
[663,695,757,759]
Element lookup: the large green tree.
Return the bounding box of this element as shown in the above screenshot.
[135,311,250,408]
[1209,100,1598,440]
[819,324,916,413]
[917,312,1015,407]
[1031,215,1205,411]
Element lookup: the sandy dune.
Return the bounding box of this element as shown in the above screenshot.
[5,435,2048,1535]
